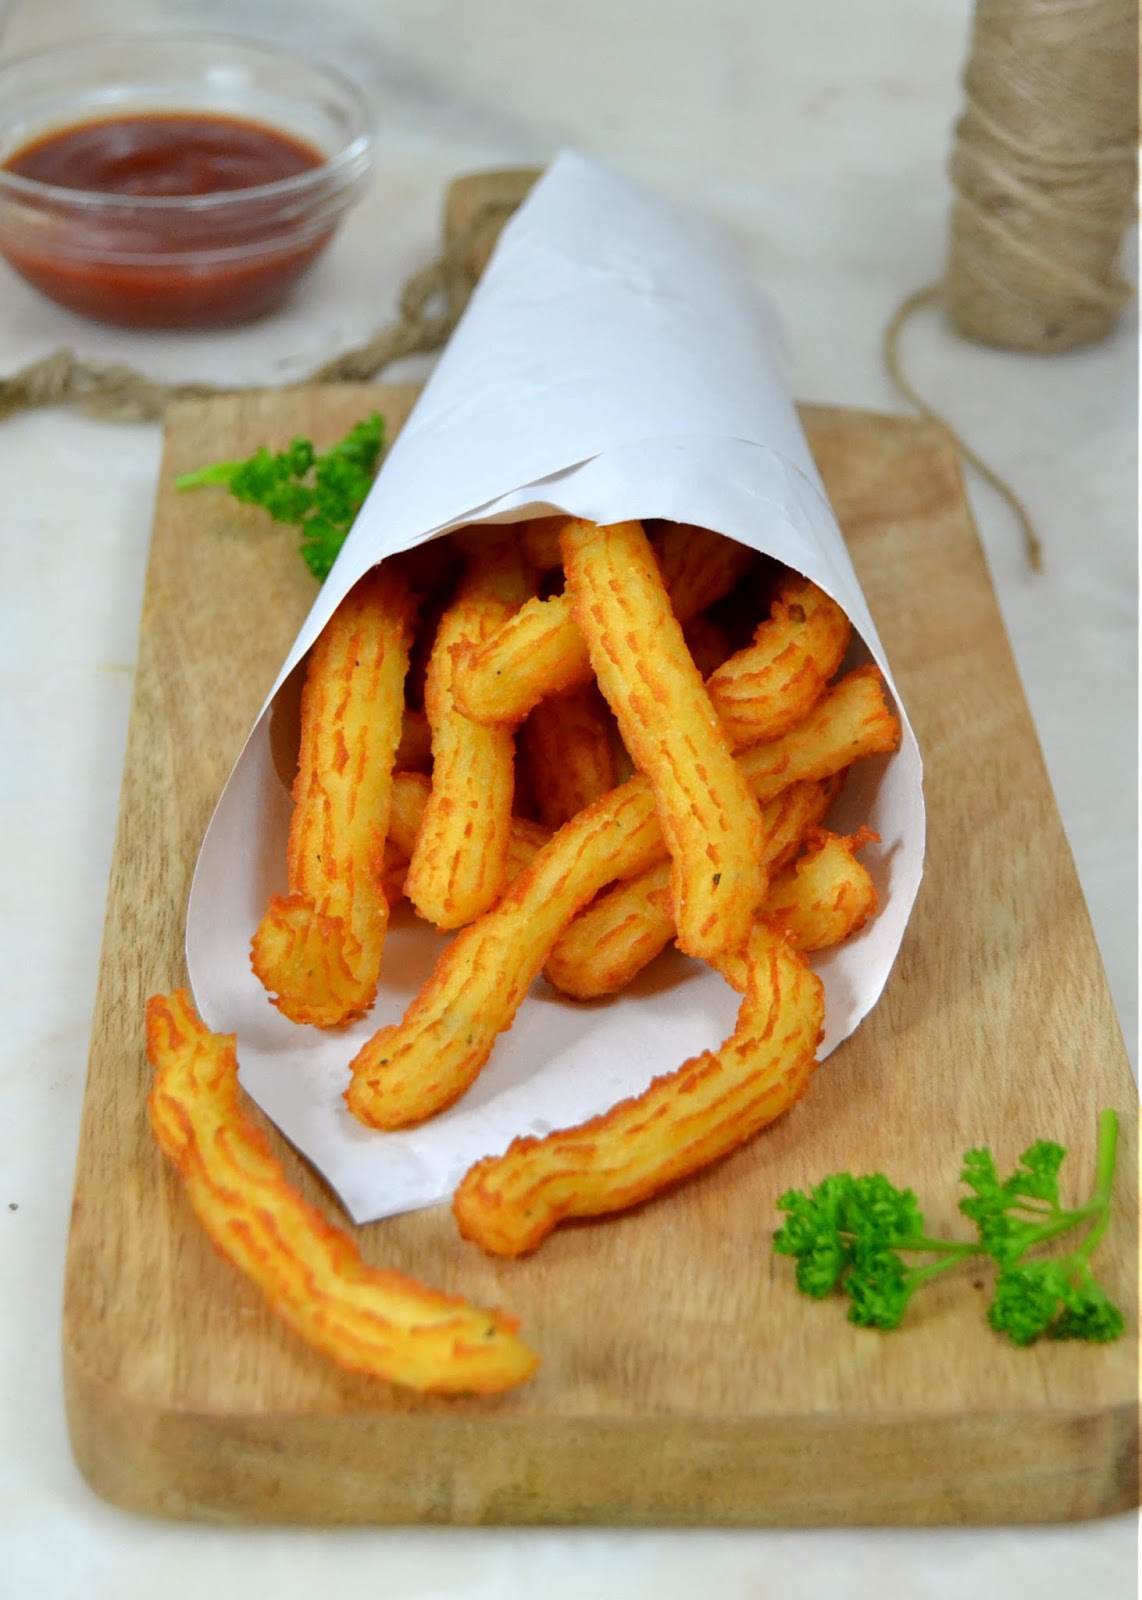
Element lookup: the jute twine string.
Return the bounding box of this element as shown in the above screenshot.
[0,193,524,425]
[884,283,1046,570]
[884,0,1138,572]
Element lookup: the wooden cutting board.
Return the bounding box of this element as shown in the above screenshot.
[63,382,1138,1527]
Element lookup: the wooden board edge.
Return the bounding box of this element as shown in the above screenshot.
[63,1341,1141,1526]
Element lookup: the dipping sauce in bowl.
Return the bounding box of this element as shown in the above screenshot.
[0,34,375,328]
[4,112,325,196]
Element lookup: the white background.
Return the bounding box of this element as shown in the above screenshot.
[0,1,1135,1596]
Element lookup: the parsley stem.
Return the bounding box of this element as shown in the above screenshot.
[906,1245,980,1289]
[1068,1110,1119,1271]
[1093,1109,1120,1205]
[174,461,240,489]
[1004,1202,1104,1254]
[896,1235,983,1256]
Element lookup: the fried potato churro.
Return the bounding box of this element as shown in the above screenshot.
[705,572,852,749]
[560,517,765,963]
[250,565,417,1028]
[763,827,878,952]
[735,664,901,804]
[345,776,670,1129]
[403,537,535,929]
[453,923,824,1256]
[451,522,755,726]
[146,990,537,1392]
[384,770,551,905]
[520,681,621,831]
[544,778,838,1000]
[449,587,588,725]
[346,668,897,1129]
[649,522,757,621]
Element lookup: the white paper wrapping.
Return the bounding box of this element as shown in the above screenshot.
[186,151,925,1225]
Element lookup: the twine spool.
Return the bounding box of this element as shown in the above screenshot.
[946,0,1138,353]
[886,0,1138,570]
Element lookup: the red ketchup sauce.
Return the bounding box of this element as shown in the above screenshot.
[1,113,330,327]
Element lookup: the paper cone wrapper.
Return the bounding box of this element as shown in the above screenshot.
[186,151,925,1225]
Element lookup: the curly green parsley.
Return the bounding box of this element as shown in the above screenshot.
[773,1109,1125,1346]
[176,412,384,581]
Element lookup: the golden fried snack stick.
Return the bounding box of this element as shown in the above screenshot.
[394,707,432,772]
[449,590,588,725]
[649,522,757,621]
[544,858,676,1001]
[762,772,845,874]
[345,779,669,1130]
[681,613,735,680]
[537,644,889,1008]
[716,827,878,991]
[520,681,621,831]
[387,770,433,857]
[380,840,410,908]
[146,991,537,1393]
[706,573,852,750]
[388,770,550,882]
[544,778,837,1000]
[453,924,824,1257]
[764,827,878,951]
[560,517,766,963]
[346,668,897,1130]
[384,773,550,908]
[251,565,417,1028]
[452,523,754,726]
[403,538,535,930]
[736,663,900,805]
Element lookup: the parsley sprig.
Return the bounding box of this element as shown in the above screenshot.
[175,412,384,581]
[773,1109,1125,1345]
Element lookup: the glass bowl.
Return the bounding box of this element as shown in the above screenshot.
[0,32,375,328]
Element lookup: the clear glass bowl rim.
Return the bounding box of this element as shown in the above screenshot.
[0,30,376,213]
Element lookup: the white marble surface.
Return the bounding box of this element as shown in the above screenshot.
[0,1,1136,1596]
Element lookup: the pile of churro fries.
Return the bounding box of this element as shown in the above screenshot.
[147,516,900,1392]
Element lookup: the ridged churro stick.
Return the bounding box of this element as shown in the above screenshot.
[734,664,899,804]
[403,536,535,929]
[345,668,898,1132]
[250,565,417,1028]
[520,681,621,830]
[384,771,551,905]
[146,990,538,1393]
[706,572,852,749]
[451,523,755,725]
[453,923,824,1257]
[543,778,839,1000]
[345,778,668,1130]
[560,517,766,963]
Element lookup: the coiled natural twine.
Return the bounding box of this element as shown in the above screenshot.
[945,0,1138,353]
[885,0,1137,571]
